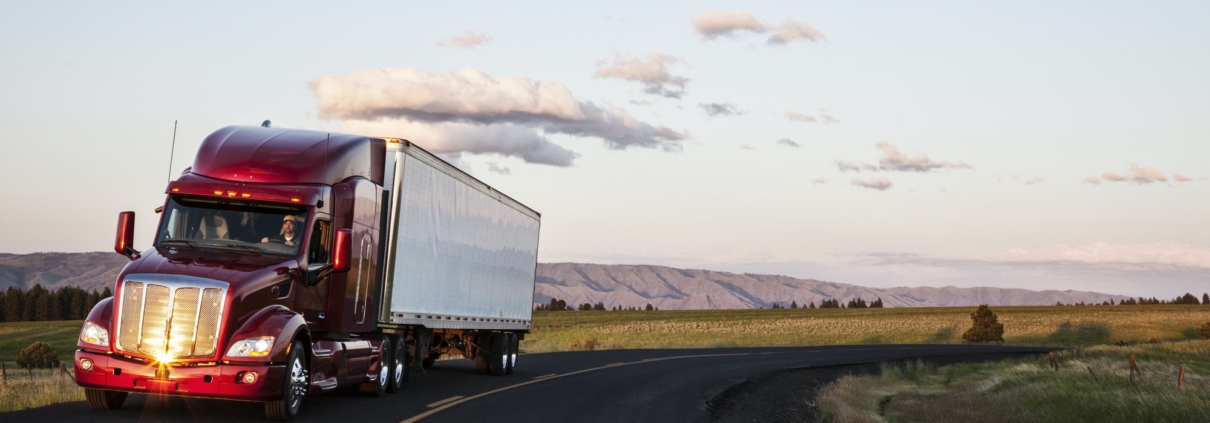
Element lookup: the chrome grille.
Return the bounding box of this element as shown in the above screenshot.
[115,277,227,359]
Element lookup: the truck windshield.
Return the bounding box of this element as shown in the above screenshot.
[155,196,308,256]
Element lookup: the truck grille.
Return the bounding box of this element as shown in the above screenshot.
[116,280,226,359]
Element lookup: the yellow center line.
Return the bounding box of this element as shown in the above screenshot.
[397,346,914,423]
[532,373,558,380]
[425,396,464,408]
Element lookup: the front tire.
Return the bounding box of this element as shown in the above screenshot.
[265,340,307,421]
[84,388,128,410]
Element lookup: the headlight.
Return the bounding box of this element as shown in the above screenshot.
[80,321,110,347]
[226,336,275,358]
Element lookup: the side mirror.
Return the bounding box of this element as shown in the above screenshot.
[332,228,352,273]
[114,211,139,261]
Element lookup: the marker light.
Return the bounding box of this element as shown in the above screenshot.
[214,190,223,195]
[290,198,301,203]
[79,321,110,347]
[227,191,237,197]
[241,193,251,198]
[226,336,275,358]
[171,188,180,192]
[80,358,94,371]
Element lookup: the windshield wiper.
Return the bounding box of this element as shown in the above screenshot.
[211,243,264,252]
[159,239,199,247]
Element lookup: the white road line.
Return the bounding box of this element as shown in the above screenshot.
[426,396,465,408]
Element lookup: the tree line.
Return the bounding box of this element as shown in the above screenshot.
[0,285,112,322]
[535,297,885,311]
[1055,292,1209,307]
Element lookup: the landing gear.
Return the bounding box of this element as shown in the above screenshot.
[265,340,307,421]
[84,388,128,410]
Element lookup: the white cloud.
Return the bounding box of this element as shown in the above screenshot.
[1175,173,1193,182]
[594,52,688,98]
[1023,176,1045,185]
[691,10,766,39]
[740,144,755,151]
[837,143,972,173]
[692,11,826,45]
[436,30,494,49]
[819,113,840,124]
[785,112,817,123]
[767,19,827,45]
[776,138,800,148]
[699,102,742,117]
[851,177,893,191]
[309,67,689,165]
[1082,176,1102,185]
[811,177,828,185]
[1091,163,1170,185]
[485,162,511,175]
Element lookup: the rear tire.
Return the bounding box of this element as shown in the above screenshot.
[387,336,408,393]
[473,333,490,374]
[84,388,128,410]
[505,333,517,375]
[265,340,307,421]
[490,333,508,376]
[359,337,389,397]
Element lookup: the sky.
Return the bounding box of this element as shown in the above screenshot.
[1,1,1207,298]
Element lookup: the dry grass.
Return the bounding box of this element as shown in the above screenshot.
[816,340,1210,423]
[525,306,1210,353]
[0,367,85,413]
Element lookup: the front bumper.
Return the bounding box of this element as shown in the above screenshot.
[74,350,285,401]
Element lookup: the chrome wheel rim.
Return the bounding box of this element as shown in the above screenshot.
[394,362,404,383]
[288,356,307,408]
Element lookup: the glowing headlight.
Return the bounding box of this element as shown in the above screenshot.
[226,336,275,358]
[80,321,110,347]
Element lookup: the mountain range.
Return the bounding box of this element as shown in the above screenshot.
[0,253,1130,308]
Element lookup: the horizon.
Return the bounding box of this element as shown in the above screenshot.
[2,2,1207,299]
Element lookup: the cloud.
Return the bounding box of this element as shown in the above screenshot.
[740,144,755,151]
[1082,176,1102,185]
[699,102,742,117]
[310,67,689,164]
[767,19,827,45]
[594,52,688,98]
[691,10,766,39]
[485,162,511,175]
[1175,173,1193,182]
[785,111,839,124]
[851,177,893,191]
[811,177,828,185]
[1023,177,1045,185]
[776,138,800,148]
[436,30,494,49]
[692,11,826,45]
[629,99,652,106]
[1090,163,1170,185]
[836,143,971,174]
[785,112,817,123]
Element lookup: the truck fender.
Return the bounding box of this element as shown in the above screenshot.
[223,305,310,363]
[78,297,115,350]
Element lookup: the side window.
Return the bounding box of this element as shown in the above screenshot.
[308,220,331,264]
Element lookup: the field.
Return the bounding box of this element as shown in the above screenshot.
[817,340,1210,422]
[523,305,1210,353]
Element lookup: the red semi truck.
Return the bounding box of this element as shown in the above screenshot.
[74,125,541,420]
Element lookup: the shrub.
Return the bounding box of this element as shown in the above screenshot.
[962,305,1004,342]
[1197,322,1210,339]
[569,337,599,351]
[16,341,59,369]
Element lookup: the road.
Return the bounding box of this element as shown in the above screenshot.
[10,344,1049,423]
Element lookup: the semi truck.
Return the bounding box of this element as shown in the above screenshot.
[74,125,540,420]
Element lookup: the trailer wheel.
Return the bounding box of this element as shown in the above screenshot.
[505,333,517,375]
[490,333,508,376]
[387,336,408,393]
[84,388,128,410]
[359,337,389,397]
[265,340,307,421]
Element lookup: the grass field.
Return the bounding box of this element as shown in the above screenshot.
[0,320,83,367]
[523,305,1210,353]
[817,340,1210,422]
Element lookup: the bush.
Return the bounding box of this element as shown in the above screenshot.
[1197,322,1210,340]
[16,341,59,369]
[962,305,1005,342]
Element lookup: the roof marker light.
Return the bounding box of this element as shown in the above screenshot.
[290,198,301,203]
[241,193,251,198]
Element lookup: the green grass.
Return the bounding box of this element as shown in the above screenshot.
[524,305,1210,353]
[0,320,83,366]
[816,340,1210,423]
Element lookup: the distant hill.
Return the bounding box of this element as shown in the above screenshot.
[0,253,1131,308]
[536,263,1132,309]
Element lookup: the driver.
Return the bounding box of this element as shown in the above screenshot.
[261,215,304,247]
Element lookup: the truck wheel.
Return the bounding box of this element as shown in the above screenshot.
[505,333,517,375]
[387,336,408,393]
[265,340,307,421]
[359,337,389,397]
[490,333,508,376]
[84,388,128,410]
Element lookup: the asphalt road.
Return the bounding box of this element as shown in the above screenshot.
[9,344,1050,423]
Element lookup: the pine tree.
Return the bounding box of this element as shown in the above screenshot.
[808,301,816,309]
[962,305,1005,342]
[791,301,798,309]
[1204,293,1210,305]
[3,287,22,322]
[645,303,653,311]
[870,298,884,308]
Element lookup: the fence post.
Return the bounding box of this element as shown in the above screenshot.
[1179,367,1185,390]
[28,366,33,381]
[1087,366,1097,381]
